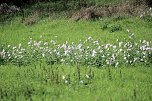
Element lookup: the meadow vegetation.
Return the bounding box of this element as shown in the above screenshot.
[0,0,152,100]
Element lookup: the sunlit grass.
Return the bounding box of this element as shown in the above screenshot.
[0,17,152,47]
[0,14,152,100]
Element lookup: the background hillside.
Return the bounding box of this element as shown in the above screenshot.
[1,0,152,23]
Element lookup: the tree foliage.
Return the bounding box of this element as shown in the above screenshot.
[0,0,87,7]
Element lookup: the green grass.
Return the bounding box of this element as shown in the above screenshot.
[0,64,152,101]
[0,65,152,101]
[0,16,152,47]
[0,11,152,100]
[88,0,126,5]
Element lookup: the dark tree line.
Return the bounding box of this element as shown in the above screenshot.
[146,0,152,6]
[0,0,152,7]
[0,0,46,7]
[0,0,86,7]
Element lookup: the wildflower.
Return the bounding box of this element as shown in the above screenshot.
[133,58,138,62]
[8,45,11,48]
[44,42,48,46]
[18,51,22,54]
[129,61,132,64]
[112,54,115,59]
[50,40,56,45]
[12,47,16,50]
[72,42,74,45]
[62,76,65,80]
[40,47,43,50]
[8,54,11,57]
[21,48,25,51]
[129,33,134,39]
[42,53,45,57]
[61,59,65,62]
[88,36,91,40]
[80,80,84,84]
[0,52,5,58]
[140,46,146,51]
[99,50,103,53]
[45,47,49,49]
[64,48,70,55]
[53,49,57,52]
[28,41,31,45]
[115,62,119,67]
[106,60,109,65]
[19,55,23,59]
[104,44,108,49]
[40,35,43,38]
[146,42,150,46]
[65,80,68,84]
[119,49,123,52]
[87,46,90,49]
[77,43,82,49]
[93,41,99,45]
[145,47,152,51]
[34,41,40,47]
[62,43,70,55]
[86,74,89,79]
[92,49,97,57]
[143,40,146,43]
[113,45,116,49]
[56,52,60,56]
[140,14,144,18]
[98,46,101,50]
[14,56,17,59]
[19,43,21,48]
[127,48,132,51]
[126,29,130,33]
[140,59,144,61]
[124,57,127,60]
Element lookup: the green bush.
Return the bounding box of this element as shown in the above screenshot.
[109,24,122,32]
[100,21,123,32]
[143,15,152,22]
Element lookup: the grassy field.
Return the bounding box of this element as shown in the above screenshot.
[0,16,152,101]
[1,17,152,46]
[0,64,152,101]
[0,1,152,100]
